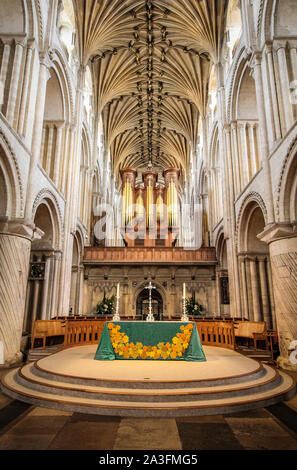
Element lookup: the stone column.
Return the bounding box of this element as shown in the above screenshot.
[31,279,41,329]
[0,219,41,366]
[239,256,249,320]
[215,267,221,316]
[274,41,294,132]
[53,123,64,187]
[45,123,54,175]
[245,258,253,320]
[40,254,51,320]
[0,40,11,112]
[224,125,241,317]
[25,54,51,218]
[231,122,241,195]
[266,259,276,329]
[264,43,281,141]
[258,257,271,329]
[6,39,24,127]
[258,224,297,370]
[76,266,84,314]
[249,257,262,322]
[251,52,275,224]
[18,41,34,135]
[289,42,297,81]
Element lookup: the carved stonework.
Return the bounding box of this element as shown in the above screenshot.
[29,262,45,280]
[220,277,230,305]
[270,248,297,370]
[0,233,31,365]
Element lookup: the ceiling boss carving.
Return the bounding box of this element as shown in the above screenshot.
[73,0,227,178]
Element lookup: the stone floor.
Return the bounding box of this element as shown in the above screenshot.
[0,367,296,450]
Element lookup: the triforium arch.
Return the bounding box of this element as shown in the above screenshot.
[230,59,261,197]
[237,196,275,328]
[209,125,224,229]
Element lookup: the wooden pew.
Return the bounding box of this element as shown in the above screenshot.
[31,320,67,349]
[234,321,267,349]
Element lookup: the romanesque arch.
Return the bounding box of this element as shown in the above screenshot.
[23,195,63,333]
[0,137,23,218]
[237,197,275,327]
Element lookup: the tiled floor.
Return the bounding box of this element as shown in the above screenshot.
[0,391,296,450]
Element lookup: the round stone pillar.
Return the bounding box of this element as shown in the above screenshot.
[0,219,42,366]
[259,224,297,371]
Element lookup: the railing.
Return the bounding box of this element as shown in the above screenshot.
[195,321,235,350]
[84,246,216,263]
[30,318,236,350]
[63,321,105,347]
[62,319,235,350]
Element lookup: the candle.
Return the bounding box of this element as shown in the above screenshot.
[117,283,120,298]
[183,283,186,299]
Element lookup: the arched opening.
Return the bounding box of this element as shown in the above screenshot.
[0,165,8,216]
[201,171,210,247]
[238,201,275,328]
[0,142,21,217]
[69,231,83,315]
[225,0,242,66]
[274,0,297,37]
[216,233,230,316]
[40,67,66,188]
[280,151,297,223]
[78,129,91,224]
[232,65,260,195]
[23,199,61,335]
[210,128,223,228]
[136,288,163,319]
[58,0,77,65]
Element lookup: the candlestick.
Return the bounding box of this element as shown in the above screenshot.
[112,283,121,321]
[145,281,156,321]
[181,282,189,322]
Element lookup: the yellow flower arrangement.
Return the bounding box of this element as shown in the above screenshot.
[107,323,194,360]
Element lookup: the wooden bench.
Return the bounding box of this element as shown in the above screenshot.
[31,320,67,349]
[234,321,267,349]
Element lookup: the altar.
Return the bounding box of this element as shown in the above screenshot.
[94,321,206,362]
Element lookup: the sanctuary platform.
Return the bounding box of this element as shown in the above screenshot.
[1,345,296,417]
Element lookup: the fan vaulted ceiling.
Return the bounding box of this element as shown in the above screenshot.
[73,0,228,175]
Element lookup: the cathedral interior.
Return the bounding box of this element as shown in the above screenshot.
[0,0,296,453]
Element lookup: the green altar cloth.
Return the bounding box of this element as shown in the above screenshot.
[94,321,206,362]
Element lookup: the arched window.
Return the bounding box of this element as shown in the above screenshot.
[225,0,242,69]
[58,0,77,66]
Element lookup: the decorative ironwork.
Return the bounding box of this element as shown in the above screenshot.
[220,277,230,305]
[29,262,45,280]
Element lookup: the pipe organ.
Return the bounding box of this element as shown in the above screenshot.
[120,167,180,247]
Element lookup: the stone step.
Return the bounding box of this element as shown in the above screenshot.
[14,362,283,403]
[1,367,295,418]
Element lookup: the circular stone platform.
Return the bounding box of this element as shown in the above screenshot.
[1,345,296,417]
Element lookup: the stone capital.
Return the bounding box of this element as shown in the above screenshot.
[288,40,297,50]
[273,39,288,52]
[263,41,273,55]
[257,222,297,245]
[0,33,26,46]
[39,51,52,69]
[223,123,231,134]
[0,217,43,241]
[250,50,262,69]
